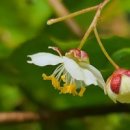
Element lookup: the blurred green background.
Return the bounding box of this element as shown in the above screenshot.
[0,0,130,129]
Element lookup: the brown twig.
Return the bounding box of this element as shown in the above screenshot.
[48,0,83,37]
[0,112,40,123]
[0,104,130,123]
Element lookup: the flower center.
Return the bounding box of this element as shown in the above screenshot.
[42,64,86,96]
[60,84,78,96]
[43,74,61,90]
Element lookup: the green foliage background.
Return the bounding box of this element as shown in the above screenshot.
[0,0,130,129]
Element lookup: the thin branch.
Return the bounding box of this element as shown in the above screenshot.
[0,104,130,123]
[47,5,99,25]
[48,0,83,37]
[78,0,110,49]
[0,112,40,123]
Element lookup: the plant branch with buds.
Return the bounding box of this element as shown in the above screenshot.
[47,0,120,69]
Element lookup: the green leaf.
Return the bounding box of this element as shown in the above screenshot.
[112,48,130,68]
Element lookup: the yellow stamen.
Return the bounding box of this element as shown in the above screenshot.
[61,74,66,82]
[43,74,86,97]
[60,84,78,96]
[78,87,86,97]
[42,74,60,90]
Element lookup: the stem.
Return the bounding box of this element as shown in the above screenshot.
[94,28,120,69]
[78,0,110,49]
[47,5,99,25]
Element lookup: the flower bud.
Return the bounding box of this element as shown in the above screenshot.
[65,48,89,64]
[106,68,130,103]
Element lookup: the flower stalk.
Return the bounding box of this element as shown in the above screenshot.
[78,0,110,49]
[94,27,120,70]
[47,5,99,25]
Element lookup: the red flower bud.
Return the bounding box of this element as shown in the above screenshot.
[106,68,130,103]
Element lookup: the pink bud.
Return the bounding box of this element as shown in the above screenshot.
[106,68,130,103]
[65,48,89,63]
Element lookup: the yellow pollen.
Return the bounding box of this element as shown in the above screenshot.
[42,74,60,90]
[60,84,78,96]
[78,87,86,97]
[61,74,66,82]
[43,74,86,97]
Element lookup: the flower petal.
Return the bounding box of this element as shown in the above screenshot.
[106,81,117,103]
[27,52,63,66]
[120,75,130,94]
[81,68,98,86]
[85,64,105,89]
[63,57,98,86]
[63,57,84,80]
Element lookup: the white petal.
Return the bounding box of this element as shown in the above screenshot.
[120,75,130,94]
[85,64,105,89]
[27,52,63,66]
[116,75,130,103]
[81,68,98,86]
[63,57,98,86]
[117,93,130,103]
[63,57,84,80]
[106,82,117,103]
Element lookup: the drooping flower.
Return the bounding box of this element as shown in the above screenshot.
[105,68,130,103]
[27,47,105,96]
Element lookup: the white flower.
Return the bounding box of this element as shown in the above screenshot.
[27,47,105,96]
[106,68,130,103]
